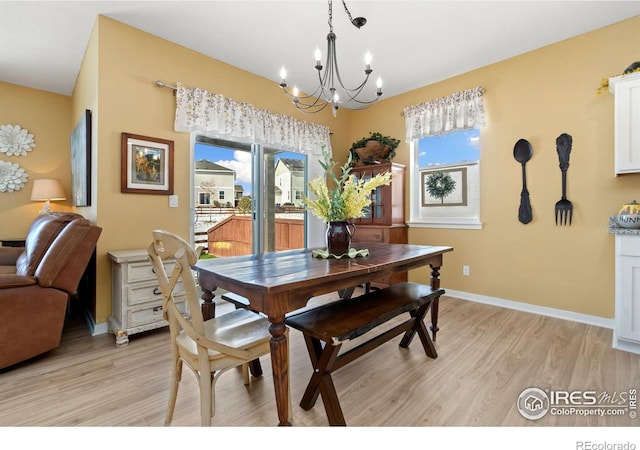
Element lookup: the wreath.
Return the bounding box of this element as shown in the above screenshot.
[425,171,456,204]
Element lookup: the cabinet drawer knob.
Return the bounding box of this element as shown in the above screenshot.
[153,287,161,296]
[153,306,162,313]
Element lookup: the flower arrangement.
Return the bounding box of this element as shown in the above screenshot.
[303,147,391,222]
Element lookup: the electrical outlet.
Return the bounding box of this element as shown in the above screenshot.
[463,265,470,276]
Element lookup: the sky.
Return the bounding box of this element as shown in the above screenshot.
[418,128,480,167]
[195,130,480,197]
[194,144,305,196]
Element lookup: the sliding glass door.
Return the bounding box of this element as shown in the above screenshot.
[192,136,306,257]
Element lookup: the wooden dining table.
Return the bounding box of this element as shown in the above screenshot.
[194,242,453,426]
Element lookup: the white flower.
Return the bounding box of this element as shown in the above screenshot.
[0,124,36,156]
[0,160,29,192]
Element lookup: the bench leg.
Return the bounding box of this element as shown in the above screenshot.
[299,336,324,409]
[399,301,438,358]
[299,335,346,426]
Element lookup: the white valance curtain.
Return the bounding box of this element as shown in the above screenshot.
[403,86,486,141]
[174,82,331,155]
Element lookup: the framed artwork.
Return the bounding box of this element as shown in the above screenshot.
[70,109,91,206]
[421,167,467,207]
[121,133,174,195]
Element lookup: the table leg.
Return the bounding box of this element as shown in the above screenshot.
[430,264,441,341]
[269,317,291,426]
[199,286,216,321]
[337,286,355,299]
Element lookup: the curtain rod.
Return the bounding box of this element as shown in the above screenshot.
[155,80,177,91]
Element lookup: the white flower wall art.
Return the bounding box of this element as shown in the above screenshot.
[0,160,29,192]
[0,124,36,156]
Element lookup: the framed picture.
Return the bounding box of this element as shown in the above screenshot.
[70,109,91,206]
[121,133,174,195]
[421,167,468,207]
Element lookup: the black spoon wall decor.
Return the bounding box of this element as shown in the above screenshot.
[513,139,533,224]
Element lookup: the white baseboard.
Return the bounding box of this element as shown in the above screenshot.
[84,290,613,336]
[444,289,614,330]
[81,307,109,336]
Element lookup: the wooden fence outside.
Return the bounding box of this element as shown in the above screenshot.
[203,214,304,257]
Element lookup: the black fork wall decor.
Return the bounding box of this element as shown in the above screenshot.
[555,133,574,226]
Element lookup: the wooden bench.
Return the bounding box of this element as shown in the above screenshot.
[284,281,445,426]
[220,291,255,311]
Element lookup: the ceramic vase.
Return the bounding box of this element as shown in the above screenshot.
[326,221,356,256]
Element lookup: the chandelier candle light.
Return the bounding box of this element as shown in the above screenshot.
[279,0,383,116]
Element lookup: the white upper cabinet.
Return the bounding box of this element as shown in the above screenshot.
[610,72,640,175]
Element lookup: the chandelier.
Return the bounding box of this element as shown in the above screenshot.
[279,0,383,116]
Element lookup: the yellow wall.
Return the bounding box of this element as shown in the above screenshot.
[2,14,638,326]
[350,15,640,318]
[89,16,351,324]
[71,17,99,224]
[0,82,72,235]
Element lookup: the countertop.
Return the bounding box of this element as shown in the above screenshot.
[608,216,640,235]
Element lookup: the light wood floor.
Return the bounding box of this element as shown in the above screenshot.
[1,293,639,428]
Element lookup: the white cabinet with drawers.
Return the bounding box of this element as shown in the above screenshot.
[108,249,188,347]
[613,233,640,354]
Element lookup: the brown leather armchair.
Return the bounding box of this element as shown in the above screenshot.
[0,213,102,370]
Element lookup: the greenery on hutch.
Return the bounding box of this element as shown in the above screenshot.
[349,131,401,163]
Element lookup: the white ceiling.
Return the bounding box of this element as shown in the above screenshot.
[2,1,640,104]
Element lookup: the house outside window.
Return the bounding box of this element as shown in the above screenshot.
[274,158,305,207]
[194,160,235,207]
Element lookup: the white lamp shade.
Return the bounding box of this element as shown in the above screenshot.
[31,179,66,201]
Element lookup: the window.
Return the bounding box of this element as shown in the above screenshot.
[404,86,485,229]
[409,129,482,229]
[219,191,225,200]
[199,192,210,205]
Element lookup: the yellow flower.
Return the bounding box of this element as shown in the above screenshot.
[303,146,392,222]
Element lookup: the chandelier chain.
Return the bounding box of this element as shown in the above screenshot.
[328,0,333,32]
[341,0,355,26]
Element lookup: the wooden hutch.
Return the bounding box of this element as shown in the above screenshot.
[350,162,408,286]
